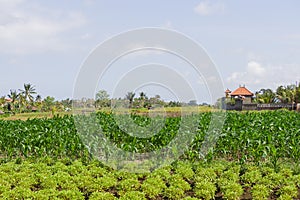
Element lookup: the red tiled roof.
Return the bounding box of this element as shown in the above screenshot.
[225,89,231,93]
[230,86,253,96]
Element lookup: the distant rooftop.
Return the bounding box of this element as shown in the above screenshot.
[230,86,253,96]
[225,89,231,93]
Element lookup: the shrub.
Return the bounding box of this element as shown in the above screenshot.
[89,192,116,200]
[141,176,166,199]
[194,179,217,200]
[252,184,270,200]
[119,191,146,200]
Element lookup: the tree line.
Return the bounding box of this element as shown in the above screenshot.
[0,83,72,114]
[93,90,186,109]
[254,83,300,104]
[1,82,299,114]
[0,85,190,114]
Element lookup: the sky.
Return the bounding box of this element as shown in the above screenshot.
[1,0,300,104]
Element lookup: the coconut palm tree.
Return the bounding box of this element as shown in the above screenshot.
[8,90,19,104]
[18,94,27,112]
[276,85,295,103]
[35,95,42,102]
[125,92,135,108]
[139,92,147,99]
[7,90,19,112]
[19,83,36,105]
[255,89,276,103]
[139,92,148,108]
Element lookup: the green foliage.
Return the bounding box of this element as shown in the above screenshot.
[217,165,243,200]
[221,182,243,200]
[277,184,298,200]
[56,190,85,200]
[0,110,299,169]
[0,115,87,159]
[251,184,270,200]
[163,186,186,200]
[241,166,262,187]
[164,174,191,199]
[119,191,146,200]
[117,177,141,196]
[89,192,116,200]
[174,161,195,180]
[0,110,300,199]
[0,160,299,199]
[194,179,217,199]
[95,90,110,108]
[141,176,166,199]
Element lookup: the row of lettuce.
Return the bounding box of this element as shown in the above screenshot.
[0,159,299,199]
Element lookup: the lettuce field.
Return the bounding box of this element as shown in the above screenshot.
[0,110,299,199]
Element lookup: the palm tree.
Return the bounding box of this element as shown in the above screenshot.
[8,90,19,104]
[19,83,36,105]
[255,89,276,103]
[18,94,26,112]
[139,92,148,108]
[7,90,19,112]
[286,84,296,103]
[276,85,294,103]
[125,92,135,108]
[139,92,147,99]
[34,95,43,111]
[35,95,42,102]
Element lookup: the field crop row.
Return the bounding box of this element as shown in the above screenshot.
[0,110,299,168]
[0,159,299,200]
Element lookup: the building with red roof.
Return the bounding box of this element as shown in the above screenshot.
[225,85,254,104]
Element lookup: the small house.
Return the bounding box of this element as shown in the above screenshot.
[226,85,254,104]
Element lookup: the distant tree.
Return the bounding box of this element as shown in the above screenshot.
[167,101,182,107]
[214,98,223,109]
[0,96,5,108]
[138,92,148,108]
[276,85,295,103]
[96,90,110,101]
[95,90,110,108]
[33,95,42,111]
[35,95,42,102]
[125,92,135,108]
[149,95,165,108]
[60,98,72,110]
[139,92,147,100]
[7,90,19,112]
[18,94,26,112]
[188,100,198,106]
[8,90,19,104]
[42,96,55,111]
[19,83,36,105]
[255,89,276,103]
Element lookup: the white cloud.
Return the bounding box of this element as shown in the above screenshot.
[227,61,266,85]
[0,1,86,54]
[227,61,300,90]
[194,0,225,16]
[247,61,266,77]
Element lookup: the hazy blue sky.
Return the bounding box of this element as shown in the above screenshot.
[1,0,300,103]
